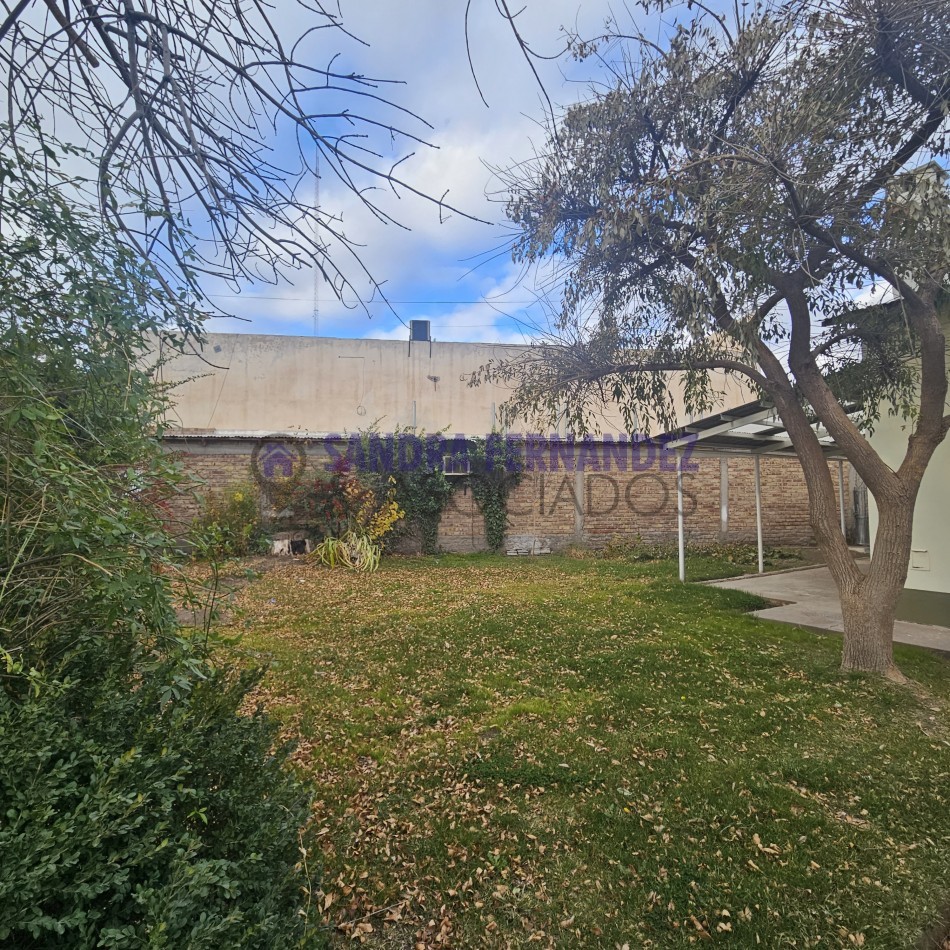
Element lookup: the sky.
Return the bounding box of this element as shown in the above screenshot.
[202,0,621,344]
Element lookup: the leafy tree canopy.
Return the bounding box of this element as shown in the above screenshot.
[482,0,949,439]
[479,0,950,677]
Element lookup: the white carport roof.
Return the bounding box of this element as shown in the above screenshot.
[658,399,852,582]
[662,398,849,458]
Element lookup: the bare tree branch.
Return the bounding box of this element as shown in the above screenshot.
[0,0,481,315]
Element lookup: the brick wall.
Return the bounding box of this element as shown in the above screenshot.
[438,485,487,553]
[161,436,849,552]
[160,447,257,535]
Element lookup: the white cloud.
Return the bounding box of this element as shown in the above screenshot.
[201,0,619,343]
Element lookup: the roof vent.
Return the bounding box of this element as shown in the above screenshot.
[409,319,431,342]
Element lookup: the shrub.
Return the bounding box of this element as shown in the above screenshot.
[313,531,382,572]
[192,484,270,559]
[273,456,402,542]
[0,640,319,949]
[274,456,404,570]
[0,150,321,946]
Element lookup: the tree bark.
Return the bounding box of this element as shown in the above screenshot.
[765,375,910,679]
[839,496,916,678]
[840,583,902,677]
[772,283,944,679]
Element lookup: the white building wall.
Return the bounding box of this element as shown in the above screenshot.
[868,410,950,598]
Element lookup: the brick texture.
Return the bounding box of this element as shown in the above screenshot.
[161,437,849,552]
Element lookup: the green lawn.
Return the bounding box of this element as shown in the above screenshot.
[221,553,950,948]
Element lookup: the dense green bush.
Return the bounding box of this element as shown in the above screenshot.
[0,148,321,947]
[192,483,271,559]
[0,644,315,948]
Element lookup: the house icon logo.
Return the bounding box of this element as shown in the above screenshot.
[251,440,305,487]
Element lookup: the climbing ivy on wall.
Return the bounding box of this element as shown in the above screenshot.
[357,429,455,555]
[464,436,525,553]
[391,466,455,555]
[341,429,524,556]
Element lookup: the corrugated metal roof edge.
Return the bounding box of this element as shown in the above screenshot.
[159,429,840,457]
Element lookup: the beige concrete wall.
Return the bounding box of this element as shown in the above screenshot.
[156,332,754,438]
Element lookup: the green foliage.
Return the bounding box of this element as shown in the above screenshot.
[0,642,318,949]
[192,484,270,560]
[348,432,524,555]
[312,531,382,573]
[391,467,456,555]
[482,0,950,436]
[0,147,321,945]
[0,147,196,668]
[358,431,454,556]
[463,437,525,552]
[272,455,403,545]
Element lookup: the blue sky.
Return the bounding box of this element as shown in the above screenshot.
[201,0,621,344]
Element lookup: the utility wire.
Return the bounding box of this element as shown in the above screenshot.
[207,293,542,305]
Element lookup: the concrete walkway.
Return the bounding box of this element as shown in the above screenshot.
[706,562,950,653]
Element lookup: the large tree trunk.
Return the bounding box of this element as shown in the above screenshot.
[765,285,943,680]
[839,580,903,678]
[832,491,916,679]
[765,368,920,680]
[840,583,902,676]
